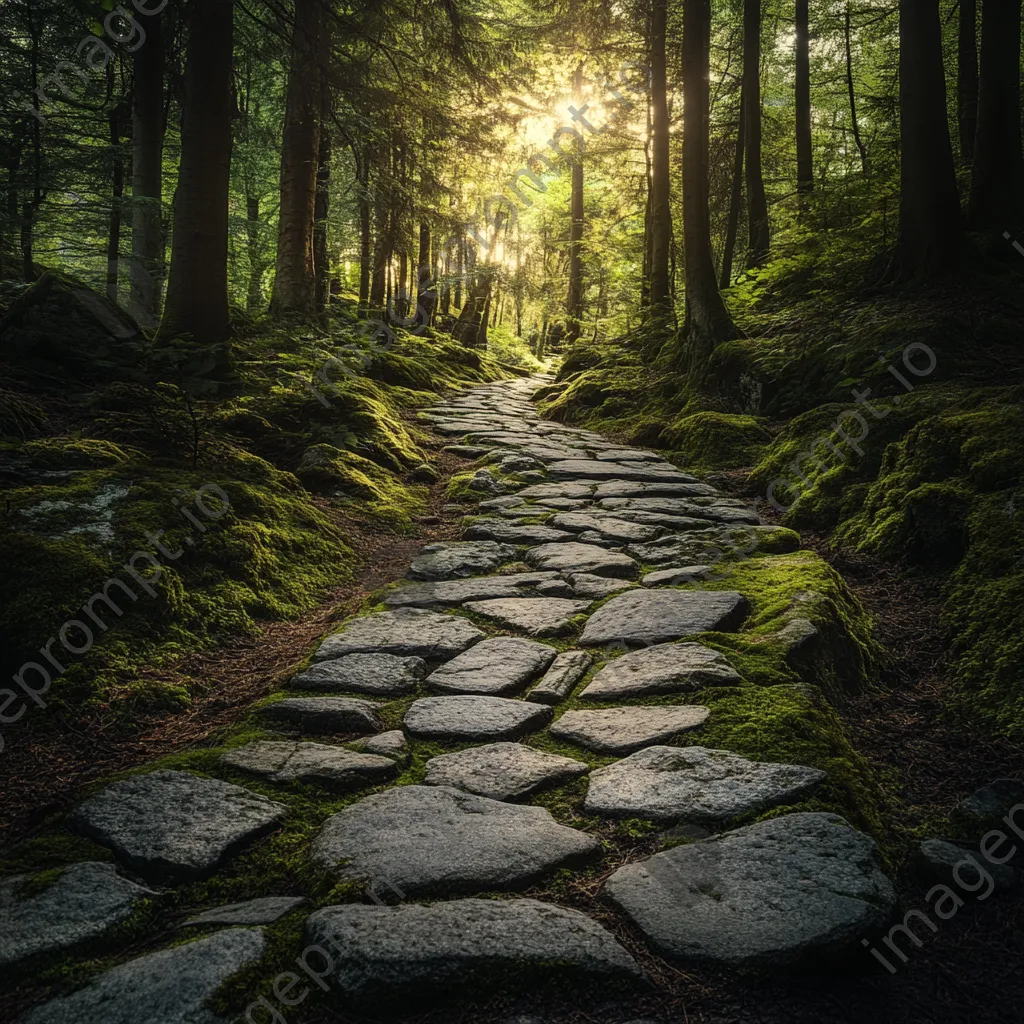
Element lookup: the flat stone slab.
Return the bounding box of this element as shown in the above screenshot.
[316,609,484,661]
[584,746,825,822]
[426,637,557,695]
[304,899,642,1001]
[424,742,589,800]
[516,482,595,500]
[19,928,266,1024]
[258,696,382,733]
[580,590,748,646]
[463,597,591,636]
[604,812,895,964]
[580,643,742,700]
[551,707,711,754]
[68,770,287,883]
[408,541,518,581]
[221,741,397,791]
[310,785,600,895]
[593,480,707,498]
[547,460,692,483]
[384,572,558,609]
[351,730,408,759]
[185,895,307,927]
[525,542,640,579]
[0,862,154,968]
[292,653,425,695]
[641,566,712,587]
[566,572,636,599]
[550,512,662,543]
[404,696,552,740]
[527,650,593,704]
[464,520,574,545]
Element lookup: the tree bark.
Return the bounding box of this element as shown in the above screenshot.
[246,195,263,311]
[795,0,813,194]
[313,93,331,313]
[357,147,371,314]
[131,9,163,319]
[565,65,586,345]
[683,0,739,365]
[720,87,745,290]
[968,0,1023,229]
[845,4,869,175]
[743,0,770,265]
[649,0,672,316]
[896,0,964,278]
[269,0,321,314]
[958,0,979,163]
[417,221,435,324]
[159,0,233,347]
[106,73,125,304]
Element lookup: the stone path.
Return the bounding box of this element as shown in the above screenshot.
[1,373,895,1021]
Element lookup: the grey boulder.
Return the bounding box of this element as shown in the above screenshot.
[18,928,266,1024]
[550,707,710,754]
[604,812,894,964]
[527,650,593,704]
[426,637,557,695]
[584,746,825,822]
[310,785,600,895]
[315,609,484,661]
[221,741,397,791]
[579,643,742,700]
[68,771,287,884]
[525,542,640,579]
[304,899,642,1002]
[463,597,591,637]
[408,541,518,581]
[404,695,552,740]
[424,742,588,800]
[579,590,748,646]
[0,862,154,968]
[384,572,558,609]
[291,652,425,695]
[258,696,382,733]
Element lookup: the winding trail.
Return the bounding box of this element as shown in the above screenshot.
[2,374,896,1022]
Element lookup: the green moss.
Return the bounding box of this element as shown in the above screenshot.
[663,411,772,471]
[687,551,878,695]
[295,444,425,528]
[695,683,886,841]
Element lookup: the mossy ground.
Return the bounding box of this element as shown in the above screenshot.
[0,303,506,733]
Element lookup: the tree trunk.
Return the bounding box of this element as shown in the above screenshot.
[417,221,435,324]
[795,0,813,194]
[106,83,124,304]
[649,0,672,315]
[454,240,464,309]
[683,0,739,366]
[968,0,1023,229]
[565,65,585,345]
[131,9,163,319]
[845,4,869,174]
[743,0,770,265]
[958,0,979,163]
[269,0,321,314]
[246,195,263,311]
[720,87,745,290]
[357,147,371,314]
[896,0,964,278]
[313,104,331,312]
[159,0,233,347]
[370,191,387,310]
